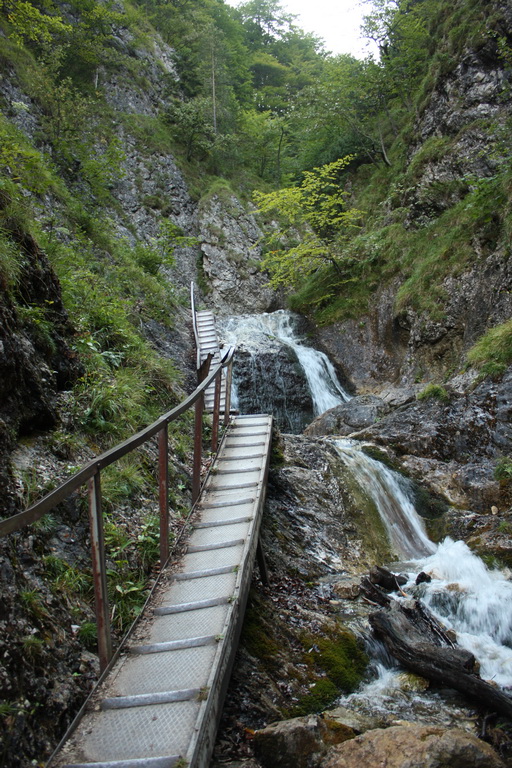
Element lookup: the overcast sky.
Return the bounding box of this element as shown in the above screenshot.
[224,0,374,58]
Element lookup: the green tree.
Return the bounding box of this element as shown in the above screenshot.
[254,157,363,288]
[0,0,71,44]
[165,97,216,162]
[239,109,287,180]
[237,0,296,49]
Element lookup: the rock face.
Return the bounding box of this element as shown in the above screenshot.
[320,725,505,768]
[304,396,390,437]
[233,345,314,433]
[198,192,277,315]
[352,371,512,512]
[0,223,81,515]
[318,25,512,390]
[319,251,512,391]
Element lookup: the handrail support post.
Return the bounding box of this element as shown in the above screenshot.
[224,355,233,426]
[211,371,221,451]
[87,472,112,673]
[158,424,169,566]
[192,354,212,503]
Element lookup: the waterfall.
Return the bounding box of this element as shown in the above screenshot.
[333,439,436,559]
[333,438,512,718]
[220,311,350,431]
[220,308,512,704]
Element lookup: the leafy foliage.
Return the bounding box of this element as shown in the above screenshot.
[254,157,363,288]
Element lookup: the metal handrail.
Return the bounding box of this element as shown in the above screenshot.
[0,344,236,671]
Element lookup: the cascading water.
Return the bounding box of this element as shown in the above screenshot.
[219,311,349,432]
[415,538,512,688]
[332,437,512,723]
[333,439,436,560]
[219,309,512,721]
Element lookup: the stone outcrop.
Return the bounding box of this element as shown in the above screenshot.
[304,396,390,437]
[253,715,353,768]
[320,725,505,768]
[318,250,512,391]
[198,192,277,315]
[351,370,512,512]
[232,345,314,433]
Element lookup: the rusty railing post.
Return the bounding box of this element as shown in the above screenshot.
[87,471,112,673]
[192,354,212,503]
[158,424,169,566]
[224,354,233,427]
[211,370,221,452]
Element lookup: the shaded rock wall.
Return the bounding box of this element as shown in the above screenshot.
[318,17,512,390]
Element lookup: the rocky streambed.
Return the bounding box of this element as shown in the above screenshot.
[211,362,512,768]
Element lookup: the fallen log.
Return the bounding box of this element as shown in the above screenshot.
[369,565,407,592]
[370,601,512,721]
[360,576,391,607]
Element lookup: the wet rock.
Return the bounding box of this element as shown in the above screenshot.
[332,579,360,600]
[320,725,505,768]
[395,672,430,693]
[304,396,390,437]
[354,389,493,463]
[232,346,314,434]
[324,706,376,735]
[253,714,351,768]
[378,384,421,407]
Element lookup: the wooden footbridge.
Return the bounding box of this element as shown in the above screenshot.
[0,285,272,768]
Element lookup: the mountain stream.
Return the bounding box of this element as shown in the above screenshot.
[222,311,512,725]
[334,440,512,726]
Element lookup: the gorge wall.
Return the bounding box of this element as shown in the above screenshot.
[1,0,512,766]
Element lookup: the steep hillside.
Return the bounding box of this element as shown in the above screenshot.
[287,0,512,388]
[0,2,276,763]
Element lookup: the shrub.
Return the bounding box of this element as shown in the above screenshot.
[417,383,450,403]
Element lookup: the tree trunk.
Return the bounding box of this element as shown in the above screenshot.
[370,601,512,720]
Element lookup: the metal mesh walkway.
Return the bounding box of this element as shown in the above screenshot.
[50,414,273,768]
[195,310,226,413]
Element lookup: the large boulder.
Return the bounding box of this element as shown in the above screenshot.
[320,725,505,768]
[254,715,354,768]
[304,396,390,437]
[232,345,313,433]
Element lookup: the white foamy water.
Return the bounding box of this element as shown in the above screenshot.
[221,311,350,416]
[333,441,512,707]
[333,439,435,559]
[414,538,512,688]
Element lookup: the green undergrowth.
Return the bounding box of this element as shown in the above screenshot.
[417,383,451,403]
[290,162,511,325]
[495,456,512,485]
[242,589,368,717]
[467,318,512,378]
[1,169,185,447]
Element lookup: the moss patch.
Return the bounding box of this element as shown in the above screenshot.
[291,623,368,716]
[240,593,281,670]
